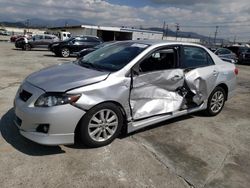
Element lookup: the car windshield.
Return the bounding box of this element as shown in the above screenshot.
[77,42,149,72]
[93,41,114,50]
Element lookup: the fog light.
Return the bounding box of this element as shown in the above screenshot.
[36,124,50,133]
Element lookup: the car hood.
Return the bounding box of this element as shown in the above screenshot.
[25,62,109,92]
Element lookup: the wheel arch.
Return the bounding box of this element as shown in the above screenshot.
[216,83,228,101]
[74,100,128,142]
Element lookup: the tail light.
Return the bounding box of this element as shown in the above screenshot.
[234,68,239,75]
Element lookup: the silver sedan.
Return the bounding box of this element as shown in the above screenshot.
[14,41,238,147]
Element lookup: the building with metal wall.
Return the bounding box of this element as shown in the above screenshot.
[47,24,201,43]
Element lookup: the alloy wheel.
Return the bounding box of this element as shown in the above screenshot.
[61,48,70,57]
[210,90,224,114]
[88,109,118,142]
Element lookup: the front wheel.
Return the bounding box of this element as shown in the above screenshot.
[61,48,70,57]
[79,103,123,147]
[23,43,31,51]
[205,86,226,116]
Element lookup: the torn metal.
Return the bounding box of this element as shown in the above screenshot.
[130,68,216,120]
[130,69,185,120]
[185,68,218,105]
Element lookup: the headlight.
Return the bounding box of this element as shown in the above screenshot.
[35,93,81,107]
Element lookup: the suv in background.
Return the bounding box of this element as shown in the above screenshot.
[226,46,250,64]
[49,36,103,57]
[15,34,59,50]
[239,48,250,64]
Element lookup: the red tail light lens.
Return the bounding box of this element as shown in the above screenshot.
[234,68,239,75]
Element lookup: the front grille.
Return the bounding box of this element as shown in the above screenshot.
[19,89,32,102]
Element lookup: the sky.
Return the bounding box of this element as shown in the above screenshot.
[0,0,250,41]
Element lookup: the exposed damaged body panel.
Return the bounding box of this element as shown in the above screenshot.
[130,69,184,119]
[130,66,219,120]
[184,66,219,105]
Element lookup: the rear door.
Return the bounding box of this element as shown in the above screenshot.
[43,35,53,47]
[130,46,185,120]
[31,35,44,48]
[181,46,218,105]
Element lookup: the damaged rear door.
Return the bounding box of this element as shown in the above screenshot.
[130,46,185,120]
[181,46,219,105]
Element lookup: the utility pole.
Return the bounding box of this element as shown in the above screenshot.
[162,21,166,40]
[165,24,168,39]
[214,26,219,45]
[233,35,236,44]
[175,23,180,40]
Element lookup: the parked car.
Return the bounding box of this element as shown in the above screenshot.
[49,36,103,57]
[0,29,10,36]
[226,46,250,64]
[220,57,237,64]
[76,41,115,59]
[239,48,250,64]
[14,41,238,147]
[15,34,59,50]
[10,35,25,43]
[214,48,238,63]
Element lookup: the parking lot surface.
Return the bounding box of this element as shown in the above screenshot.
[0,42,250,188]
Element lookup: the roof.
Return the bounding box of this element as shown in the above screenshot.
[48,24,163,34]
[118,39,203,47]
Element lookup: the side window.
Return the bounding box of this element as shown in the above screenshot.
[218,49,230,55]
[75,37,88,43]
[219,49,230,55]
[139,47,178,73]
[45,36,52,40]
[87,37,99,42]
[33,35,43,40]
[182,46,214,68]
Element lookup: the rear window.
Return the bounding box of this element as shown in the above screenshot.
[45,36,52,39]
[182,46,214,68]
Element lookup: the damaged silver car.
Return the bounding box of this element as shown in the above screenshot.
[14,41,238,147]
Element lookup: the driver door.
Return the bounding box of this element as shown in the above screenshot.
[130,46,185,120]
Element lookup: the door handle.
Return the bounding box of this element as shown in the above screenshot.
[171,75,183,81]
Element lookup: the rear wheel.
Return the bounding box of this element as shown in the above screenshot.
[79,103,123,147]
[23,43,31,51]
[61,48,70,57]
[206,86,226,116]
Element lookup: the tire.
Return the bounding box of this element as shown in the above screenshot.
[79,103,123,147]
[205,86,226,116]
[23,43,31,51]
[54,52,61,57]
[61,48,70,57]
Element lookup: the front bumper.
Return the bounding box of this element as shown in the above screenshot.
[14,82,85,145]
